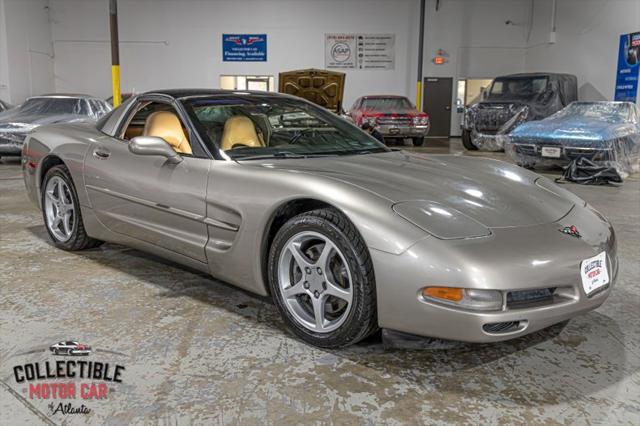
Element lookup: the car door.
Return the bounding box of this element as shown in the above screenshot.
[84,96,210,263]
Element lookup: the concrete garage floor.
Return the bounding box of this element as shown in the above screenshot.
[1,138,639,424]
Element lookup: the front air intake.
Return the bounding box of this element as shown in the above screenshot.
[482,321,521,334]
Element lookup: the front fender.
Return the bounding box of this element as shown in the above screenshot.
[203,161,428,296]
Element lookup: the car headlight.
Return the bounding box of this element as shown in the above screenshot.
[393,201,490,239]
[535,177,586,207]
[421,287,503,311]
[412,116,429,127]
[363,116,377,126]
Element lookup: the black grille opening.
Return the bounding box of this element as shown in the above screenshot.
[483,321,521,334]
[507,287,556,309]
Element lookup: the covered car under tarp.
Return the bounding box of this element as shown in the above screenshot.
[461,73,578,151]
[506,101,640,179]
[278,68,345,114]
[0,94,112,157]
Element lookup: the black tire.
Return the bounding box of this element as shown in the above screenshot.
[268,208,378,348]
[41,165,103,251]
[461,129,477,150]
[53,349,59,355]
[412,137,425,147]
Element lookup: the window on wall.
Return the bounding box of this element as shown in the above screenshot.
[219,75,275,92]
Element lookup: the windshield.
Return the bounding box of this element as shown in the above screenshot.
[488,77,548,100]
[360,97,413,110]
[19,97,111,119]
[555,102,631,123]
[183,96,389,160]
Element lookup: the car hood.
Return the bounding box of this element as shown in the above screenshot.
[255,151,575,228]
[279,68,345,113]
[512,117,628,141]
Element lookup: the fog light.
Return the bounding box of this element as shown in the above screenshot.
[422,287,503,311]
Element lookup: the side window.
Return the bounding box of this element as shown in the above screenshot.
[120,101,194,156]
[491,81,503,95]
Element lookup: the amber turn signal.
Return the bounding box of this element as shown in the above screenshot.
[422,287,463,302]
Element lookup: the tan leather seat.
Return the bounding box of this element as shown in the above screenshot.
[220,116,265,151]
[143,111,192,155]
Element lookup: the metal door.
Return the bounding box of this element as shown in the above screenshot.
[423,77,453,137]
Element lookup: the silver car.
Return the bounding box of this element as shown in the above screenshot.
[22,90,617,348]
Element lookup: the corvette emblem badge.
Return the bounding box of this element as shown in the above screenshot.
[560,225,581,238]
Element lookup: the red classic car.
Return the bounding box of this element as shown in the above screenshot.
[347,95,430,146]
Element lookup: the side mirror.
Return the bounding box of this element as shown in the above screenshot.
[128,136,183,164]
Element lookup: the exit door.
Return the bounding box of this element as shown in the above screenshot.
[423,77,453,137]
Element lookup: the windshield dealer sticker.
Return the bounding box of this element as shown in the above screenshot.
[580,251,609,296]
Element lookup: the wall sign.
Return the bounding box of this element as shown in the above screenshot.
[222,34,267,62]
[614,31,639,102]
[325,33,395,70]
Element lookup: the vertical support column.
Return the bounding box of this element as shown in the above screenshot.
[109,0,121,107]
[416,0,426,111]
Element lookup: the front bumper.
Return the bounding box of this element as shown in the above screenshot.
[378,125,430,138]
[510,143,612,163]
[372,204,617,343]
[0,134,26,156]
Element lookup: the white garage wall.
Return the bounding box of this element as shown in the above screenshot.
[419,0,531,134]
[47,0,532,135]
[421,0,530,80]
[49,0,421,108]
[525,0,640,102]
[0,1,10,101]
[3,1,637,131]
[0,0,54,104]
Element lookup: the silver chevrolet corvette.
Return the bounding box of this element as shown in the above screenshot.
[22,90,617,348]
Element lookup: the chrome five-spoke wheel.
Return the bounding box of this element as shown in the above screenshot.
[44,175,76,242]
[277,231,353,333]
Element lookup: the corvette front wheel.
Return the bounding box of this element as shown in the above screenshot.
[268,208,378,348]
[41,165,102,251]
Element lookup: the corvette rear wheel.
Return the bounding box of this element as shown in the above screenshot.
[268,208,377,348]
[41,165,102,251]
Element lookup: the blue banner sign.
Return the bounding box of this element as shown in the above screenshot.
[222,34,267,62]
[614,32,640,102]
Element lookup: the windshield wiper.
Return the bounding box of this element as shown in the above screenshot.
[233,151,308,161]
[348,148,390,155]
[233,151,342,161]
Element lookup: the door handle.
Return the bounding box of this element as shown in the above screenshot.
[445,106,451,111]
[93,148,110,159]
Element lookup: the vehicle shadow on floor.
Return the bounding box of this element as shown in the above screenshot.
[26,224,632,408]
